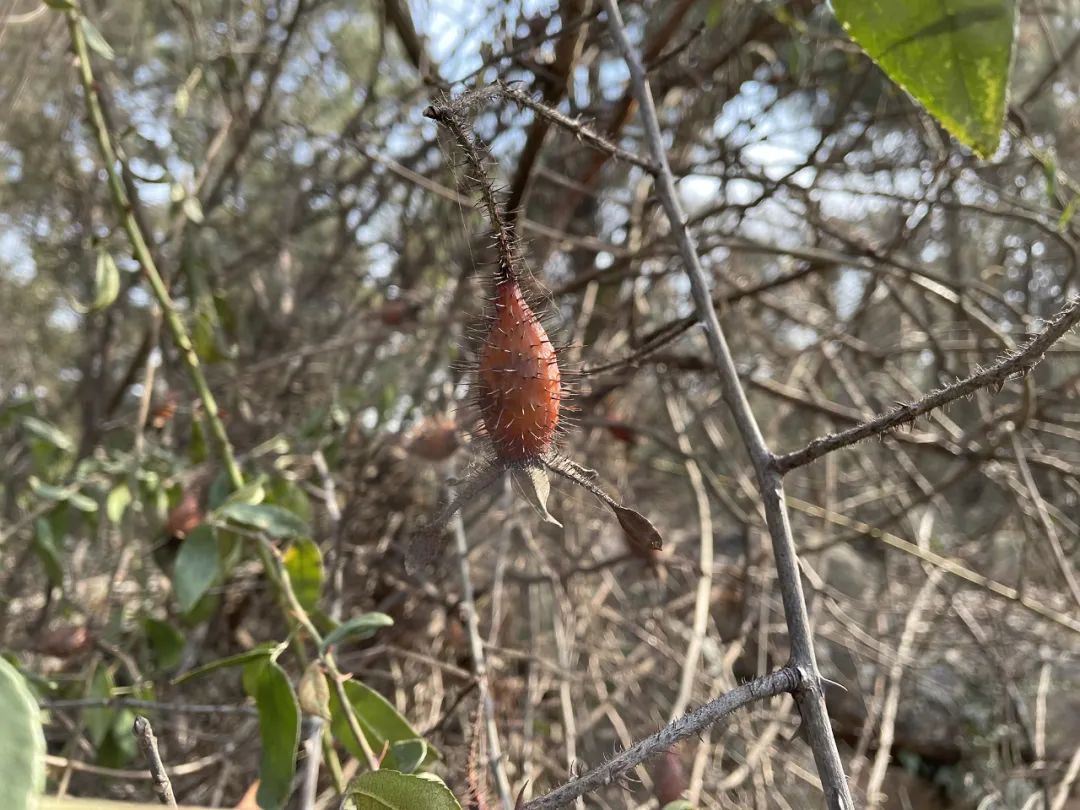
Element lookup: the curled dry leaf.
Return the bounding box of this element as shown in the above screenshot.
[297,661,331,721]
[511,465,562,528]
[612,503,663,552]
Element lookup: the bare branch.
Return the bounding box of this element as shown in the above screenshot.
[132,716,177,808]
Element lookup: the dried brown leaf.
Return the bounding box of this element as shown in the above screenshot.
[612,503,662,552]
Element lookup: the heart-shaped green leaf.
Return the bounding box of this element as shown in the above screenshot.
[832,0,1017,157]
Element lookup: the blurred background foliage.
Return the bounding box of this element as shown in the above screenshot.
[1,0,1079,808]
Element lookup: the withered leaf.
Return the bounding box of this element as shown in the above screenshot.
[512,466,563,528]
[612,503,662,551]
[297,661,331,721]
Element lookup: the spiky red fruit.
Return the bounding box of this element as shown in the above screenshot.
[477,279,561,461]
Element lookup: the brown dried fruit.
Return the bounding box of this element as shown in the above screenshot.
[35,624,94,659]
[165,490,203,539]
[651,746,687,805]
[406,415,460,461]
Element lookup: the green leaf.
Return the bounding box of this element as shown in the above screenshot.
[222,476,267,507]
[266,476,312,525]
[171,642,280,686]
[218,502,309,538]
[0,657,45,810]
[80,16,115,61]
[172,525,219,613]
[33,518,64,588]
[1058,195,1079,231]
[247,660,300,810]
[105,483,132,524]
[29,478,98,513]
[43,0,76,10]
[320,612,394,652]
[84,665,115,748]
[389,739,428,774]
[329,680,438,771]
[21,417,74,452]
[84,251,120,312]
[143,618,185,672]
[661,802,695,810]
[283,538,323,610]
[831,0,1017,158]
[181,195,204,224]
[343,771,462,810]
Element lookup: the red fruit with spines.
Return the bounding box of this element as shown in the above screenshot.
[477,278,561,462]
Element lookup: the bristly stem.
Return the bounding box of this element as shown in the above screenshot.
[407,461,509,573]
[775,295,1080,472]
[424,103,519,283]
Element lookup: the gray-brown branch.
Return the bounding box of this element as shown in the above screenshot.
[132,715,177,807]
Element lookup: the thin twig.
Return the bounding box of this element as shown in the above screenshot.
[132,716,178,807]
[493,81,659,173]
[664,390,713,721]
[864,572,942,808]
[599,2,854,807]
[522,667,802,810]
[450,490,514,809]
[1009,430,1080,610]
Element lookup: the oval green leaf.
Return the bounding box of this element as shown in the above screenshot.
[0,657,45,810]
[343,771,462,810]
[171,642,280,686]
[172,525,219,613]
[283,538,323,611]
[329,680,439,771]
[832,0,1017,158]
[247,660,300,810]
[87,250,120,312]
[320,612,394,652]
[218,502,309,539]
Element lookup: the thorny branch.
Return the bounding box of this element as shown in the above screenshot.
[522,668,801,810]
[776,297,1080,473]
